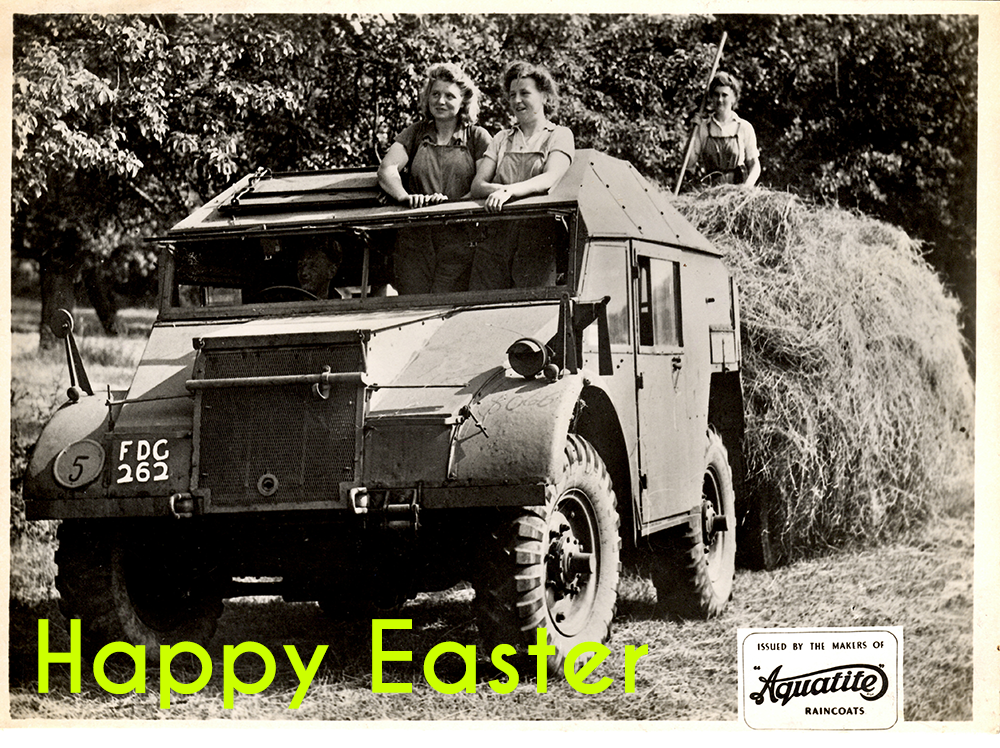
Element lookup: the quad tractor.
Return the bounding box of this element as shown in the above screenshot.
[25,150,752,671]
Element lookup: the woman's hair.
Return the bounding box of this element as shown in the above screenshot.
[318,238,343,268]
[710,71,742,106]
[293,238,342,269]
[503,60,560,116]
[419,63,480,125]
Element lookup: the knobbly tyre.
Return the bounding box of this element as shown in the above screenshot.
[24,150,754,672]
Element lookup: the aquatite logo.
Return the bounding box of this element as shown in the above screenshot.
[738,627,902,730]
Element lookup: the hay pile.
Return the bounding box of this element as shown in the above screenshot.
[673,187,974,562]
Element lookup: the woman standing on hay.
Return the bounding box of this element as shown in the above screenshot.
[378,63,492,294]
[687,71,761,188]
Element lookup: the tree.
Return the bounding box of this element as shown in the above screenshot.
[13,14,361,344]
[13,13,977,356]
[716,14,977,352]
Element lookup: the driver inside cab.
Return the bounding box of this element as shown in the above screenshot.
[296,243,351,299]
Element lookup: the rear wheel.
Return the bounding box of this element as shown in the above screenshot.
[56,520,224,660]
[474,435,620,673]
[651,429,736,619]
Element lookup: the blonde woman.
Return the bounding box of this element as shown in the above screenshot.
[379,63,491,293]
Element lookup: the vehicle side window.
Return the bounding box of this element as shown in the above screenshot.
[580,242,629,345]
[637,255,682,348]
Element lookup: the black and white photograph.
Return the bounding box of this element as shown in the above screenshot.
[4,6,995,734]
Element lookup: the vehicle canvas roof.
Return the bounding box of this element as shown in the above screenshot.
[167,149,718,255]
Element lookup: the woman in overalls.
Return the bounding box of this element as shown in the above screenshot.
[378,63,492,294]
[688,71,761,188]
[469,61,575,290]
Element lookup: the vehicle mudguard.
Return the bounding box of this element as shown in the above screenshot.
[446,371,586,489]
[23,392,120,502]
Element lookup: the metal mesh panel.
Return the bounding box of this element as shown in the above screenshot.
[198,343,363,507]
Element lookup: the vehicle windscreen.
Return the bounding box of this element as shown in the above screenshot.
[168,213,574,311]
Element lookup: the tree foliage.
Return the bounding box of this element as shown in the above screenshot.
[12,13,977,348]
[723,16,977,316]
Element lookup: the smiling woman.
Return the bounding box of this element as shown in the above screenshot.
[377,63,492,295]
[469,61,575,290]
[686,71,761,188]
[472,60,575,213]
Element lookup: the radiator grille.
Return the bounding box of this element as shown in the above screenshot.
[197,342,364,507]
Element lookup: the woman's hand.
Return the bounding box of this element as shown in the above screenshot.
[484,187,513,213]
[406,193,448,208]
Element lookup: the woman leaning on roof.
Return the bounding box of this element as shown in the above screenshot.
[378,63,492,294]
[469,60,575,290]
[687,71,761,188]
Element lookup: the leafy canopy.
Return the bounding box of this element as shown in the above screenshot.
[13,13,976,338]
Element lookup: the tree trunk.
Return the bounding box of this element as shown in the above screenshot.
[38,229,81,350]
[82,261,120,336]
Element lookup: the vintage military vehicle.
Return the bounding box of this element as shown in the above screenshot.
[25,150,746,670]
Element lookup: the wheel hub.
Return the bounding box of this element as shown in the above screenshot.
[543,501,598,633]
[701,497,729,548]
[547,521,595,597]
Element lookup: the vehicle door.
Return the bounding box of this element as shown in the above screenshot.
[633,240,702,527]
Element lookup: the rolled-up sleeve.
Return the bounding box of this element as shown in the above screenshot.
[742,121,759,162]
[484,130,506,165]
[394,123,420,158]
[471,126,492,161]
[547,126,575,163]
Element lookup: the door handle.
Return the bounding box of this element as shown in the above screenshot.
[671,356,683,371]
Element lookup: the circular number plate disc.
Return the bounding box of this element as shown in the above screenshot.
[53,439,106,489]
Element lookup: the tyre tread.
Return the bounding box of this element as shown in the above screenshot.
[650,429,736,620]
[474,433,621,672]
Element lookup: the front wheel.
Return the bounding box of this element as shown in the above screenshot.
[474,434,621,673]
[651,429,736,619]
[56,520,224,660]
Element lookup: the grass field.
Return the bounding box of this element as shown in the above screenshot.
[10,298,158,338]
[8,507,973,721]
[7,322,975,722]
